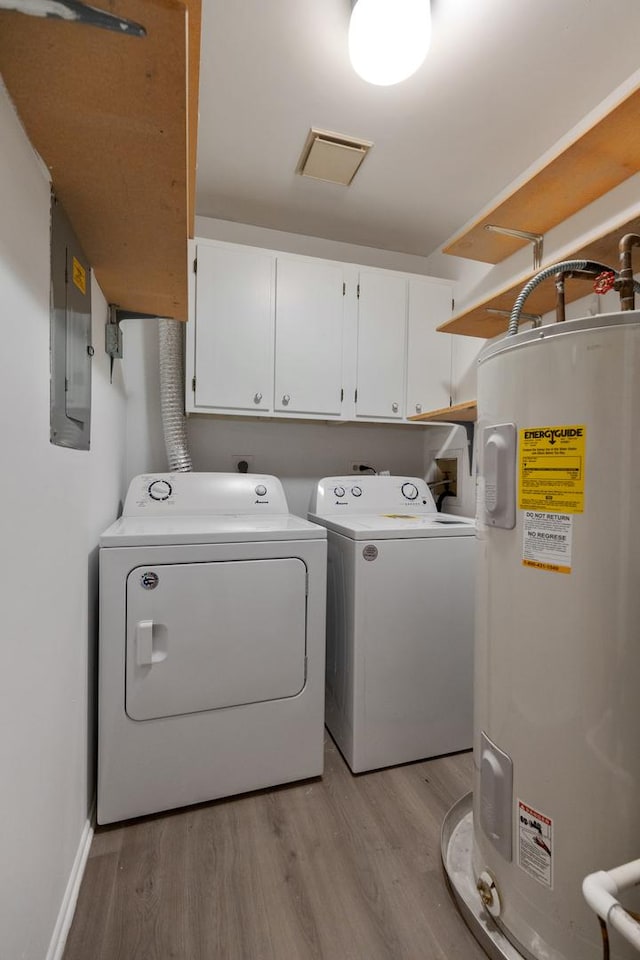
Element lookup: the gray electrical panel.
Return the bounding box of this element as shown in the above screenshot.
[50,194,93,450]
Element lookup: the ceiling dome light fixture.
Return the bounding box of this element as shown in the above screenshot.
[348,0,431,86]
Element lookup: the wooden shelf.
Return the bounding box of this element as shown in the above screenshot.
[0,0,201,322]
[438,212,640,339]
[408,400,477,423]
[443,84,640,265]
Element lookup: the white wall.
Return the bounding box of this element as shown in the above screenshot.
[195,216,495,288]
[540,284,621,325]
[0,85,127,960]
[188,415,428,516]
[196,215,445,275]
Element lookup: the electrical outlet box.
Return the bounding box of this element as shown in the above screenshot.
[349,461,374,474]
[232,454,254,473]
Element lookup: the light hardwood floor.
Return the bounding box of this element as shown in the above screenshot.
[64,737,485,960]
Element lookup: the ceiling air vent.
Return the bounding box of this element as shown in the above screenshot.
[297,128,373,186]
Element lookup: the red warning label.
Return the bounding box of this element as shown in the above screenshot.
[518,800,553,889]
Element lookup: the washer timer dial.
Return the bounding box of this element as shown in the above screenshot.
[401,482,419,500]
[148,479,172,501]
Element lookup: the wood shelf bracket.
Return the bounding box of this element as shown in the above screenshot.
[455,420,475,476]
[106,305,163,382]
[486,307,543,328]
[484,225,544,271]
[2,0,147,35]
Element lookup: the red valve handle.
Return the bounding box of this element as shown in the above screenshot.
[594,271,616,294]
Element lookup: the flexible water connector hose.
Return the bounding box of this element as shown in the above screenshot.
[158,318,192,472]
[508,260,616,336]
[507,260,640,337]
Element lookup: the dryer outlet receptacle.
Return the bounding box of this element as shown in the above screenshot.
[232,455,254,474]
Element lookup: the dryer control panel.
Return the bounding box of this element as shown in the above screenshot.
[310,476,437,516]
[123,473,289,516]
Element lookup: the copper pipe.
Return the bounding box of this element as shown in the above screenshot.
[510,259,617,335]
[618,234,640,311]
[554,268,606,323]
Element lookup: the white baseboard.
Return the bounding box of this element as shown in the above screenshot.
[45,804,95,960]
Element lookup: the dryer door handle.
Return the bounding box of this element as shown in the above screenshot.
[136,619,154,666]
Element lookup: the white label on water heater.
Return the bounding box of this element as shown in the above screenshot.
[522,511,573,574]
[518,800,553,889]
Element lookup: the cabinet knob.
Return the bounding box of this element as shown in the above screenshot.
[392,401,399,413]
[415,403,422,413]
[282,394,290,406]
[253,392,262,404]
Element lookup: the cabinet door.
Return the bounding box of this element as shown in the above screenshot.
[406,279,453,417]
[274,257,345,416]
[355,270,407,419]
[194,244,274,412]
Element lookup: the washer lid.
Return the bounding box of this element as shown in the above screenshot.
[100,513,326,547]
[308,511,475,540]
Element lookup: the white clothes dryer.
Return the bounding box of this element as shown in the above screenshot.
[98,472,327,824]
[309,475,475,773]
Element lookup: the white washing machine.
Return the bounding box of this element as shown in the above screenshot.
[309,475,476,773]
[98,472,327,824]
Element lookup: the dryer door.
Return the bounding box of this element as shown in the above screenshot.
[125,558,307,721]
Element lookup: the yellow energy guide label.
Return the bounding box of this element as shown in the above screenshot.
[519,425,586,514]
[519,425,585,574]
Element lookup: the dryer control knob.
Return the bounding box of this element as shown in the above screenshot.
[351,486,362,497]
[255,484,267,497]
[334,485,346,498]
[148,479,172,501]
[401,482,419,500]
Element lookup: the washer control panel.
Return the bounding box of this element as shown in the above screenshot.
[122,473,289,516]
[310,476,437,515]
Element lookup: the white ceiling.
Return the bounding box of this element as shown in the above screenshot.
[196,0,640,259]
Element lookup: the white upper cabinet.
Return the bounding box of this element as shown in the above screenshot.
[355,270,407,419]
[193,243,275,413]
[188,239,456,424]
[274,257,345,417]
[406,278,453,416]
